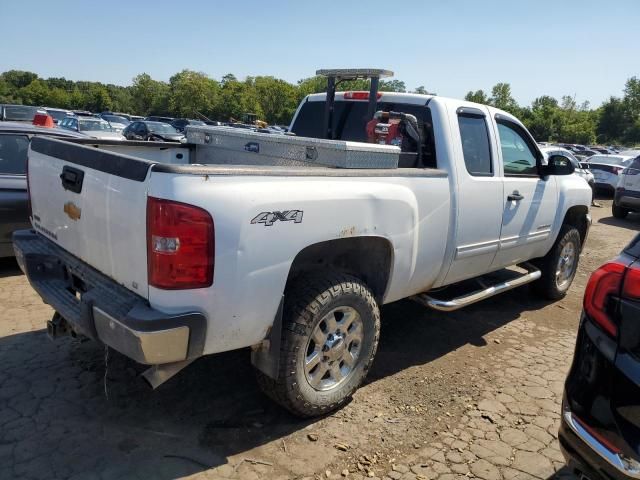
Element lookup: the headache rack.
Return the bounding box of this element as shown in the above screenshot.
[316,68,394,140]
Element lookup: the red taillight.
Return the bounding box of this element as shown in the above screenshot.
[583,261,626,337]
[146,197,214,290]
[343,91,383,100]
[623,264,640,299]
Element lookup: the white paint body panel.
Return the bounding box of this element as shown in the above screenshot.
[27,93,592,357]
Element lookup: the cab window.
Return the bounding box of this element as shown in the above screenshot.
[497,122,538,176]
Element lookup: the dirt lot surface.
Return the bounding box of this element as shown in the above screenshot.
[0,200,638,480]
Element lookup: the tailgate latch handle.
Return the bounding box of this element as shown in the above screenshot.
[60,166,85,194]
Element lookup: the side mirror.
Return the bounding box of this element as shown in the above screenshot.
[541,154,575,176]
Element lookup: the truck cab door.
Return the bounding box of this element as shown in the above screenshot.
[491,116,558,269]
[443,106,504,285]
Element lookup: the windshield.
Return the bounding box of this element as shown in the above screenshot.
[147,122,179,134]
[46,109,69,122]
[3,105,39,121]
[102,115,130,125]
[79,119,114,132]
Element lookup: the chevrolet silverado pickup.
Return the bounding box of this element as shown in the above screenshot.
[13,69,591,417]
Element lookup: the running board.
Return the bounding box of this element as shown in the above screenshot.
[412,263,541,312]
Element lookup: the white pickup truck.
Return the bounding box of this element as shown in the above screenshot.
[14,69,591,417]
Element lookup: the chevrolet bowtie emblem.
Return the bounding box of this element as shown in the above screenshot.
[63,202,81,221]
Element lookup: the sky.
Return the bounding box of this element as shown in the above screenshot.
[1,0,638,107]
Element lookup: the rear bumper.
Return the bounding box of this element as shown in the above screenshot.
[615,189,640,210]
[13,229,206,365]
[560,403,640,479]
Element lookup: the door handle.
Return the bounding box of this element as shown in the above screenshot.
[508,191,524,201]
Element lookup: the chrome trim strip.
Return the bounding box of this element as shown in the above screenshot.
[563,410,640,478]
[455,239,500,259]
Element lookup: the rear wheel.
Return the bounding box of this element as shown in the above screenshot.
[612,204,629,219]
[256,271,380,417]
[533,225,581,300]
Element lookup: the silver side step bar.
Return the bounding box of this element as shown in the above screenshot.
[412,263,541,312]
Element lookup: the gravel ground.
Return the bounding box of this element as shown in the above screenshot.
[0,199,638,480]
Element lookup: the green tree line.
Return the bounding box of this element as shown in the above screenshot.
[1,69,638,145]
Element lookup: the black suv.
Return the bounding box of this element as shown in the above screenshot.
[560,233,640,479]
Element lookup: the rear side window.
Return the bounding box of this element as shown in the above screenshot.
[458,115,492,176]
[0,134,30,174]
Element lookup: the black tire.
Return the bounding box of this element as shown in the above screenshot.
[256,271,380,418]
[532,225,582,300]
[612,204,629,219]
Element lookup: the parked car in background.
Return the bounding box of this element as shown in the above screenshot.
[171,118,207,132]
[59,116,125,140]
[620,149,640,158]
[583,154,636,193]
[612,156,640,219]
[589,146,614,154]
[541,146,595,198]
[145,115,174,124]
[573,149,598,160]
[99,114,130,133]
[72,110,94,117]
[45,108,74,125]
[130,115,145,121]
[560,233,640,480]
[122,120,185,142]
[0,122,86,257]
[0,104,46,123]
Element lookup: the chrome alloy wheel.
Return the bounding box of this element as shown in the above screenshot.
[556,242,577,289]
[304,306,364,391]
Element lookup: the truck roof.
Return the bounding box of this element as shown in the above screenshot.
[301,91,522,127]
[305,91,435,106]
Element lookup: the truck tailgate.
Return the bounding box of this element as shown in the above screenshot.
[28,137,151,298]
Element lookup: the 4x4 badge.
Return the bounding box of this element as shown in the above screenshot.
[251,210,303,226]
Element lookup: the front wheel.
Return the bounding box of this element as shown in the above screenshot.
[612,204,629,219]
[256,272,380,417]
[533,225,582,300]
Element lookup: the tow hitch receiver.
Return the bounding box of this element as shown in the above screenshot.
[47,312,70,340]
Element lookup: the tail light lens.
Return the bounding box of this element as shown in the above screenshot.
[583,261,626,337]
[147,197,214,289]
[623,263,640,299]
